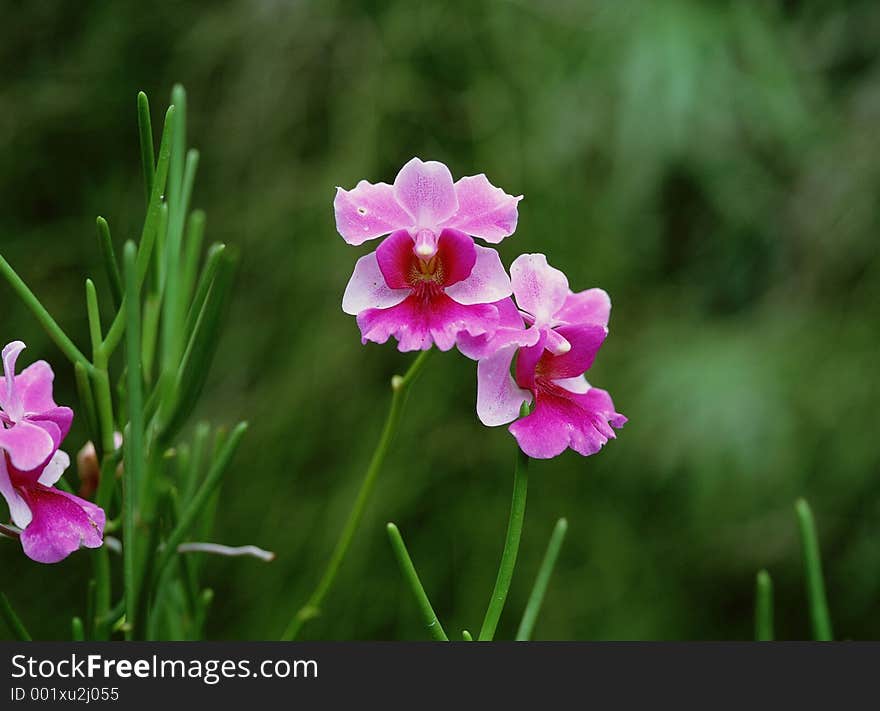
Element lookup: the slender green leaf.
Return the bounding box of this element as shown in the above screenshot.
[137,91,155,205]
[96,217,123,309]
[755,569,774,641]
[74,362,100,447]
[0,592,31,641]
[122,241,145,640]
[795,499,833,641]
[159,246,238,440]
[386,523,448,641]
[71,617,85,641]
[516,517,568,641]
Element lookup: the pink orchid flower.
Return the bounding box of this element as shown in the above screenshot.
[0,341,73,472]
[336,158,522,351]
[471,254,627,459]
[1,450,105,563]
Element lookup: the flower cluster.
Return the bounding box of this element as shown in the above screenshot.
[0,341,105,563]
[336,159,626,459]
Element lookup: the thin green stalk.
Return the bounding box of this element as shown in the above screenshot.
[0,592,31,641]
[141,294,162,384]
[91,548,111,640]
[168,84,187,210]
[74,362,100,448]
[282,350,432,641]
[85,279,103,359]
[0,254,90,369]
[516,517,568,641]
[137,91,155,205]
[795,499,833,641]
[386,523,448,641]
[755,569,774,641]
[85,579,96,641]
[184,243,225,336]
[71,617,85,641]
[184,422,211,504]
[96,217,123,309]
[181,210,206,306]
[152,422,249,584]
[122,241,145,639]
[479,444,529,641]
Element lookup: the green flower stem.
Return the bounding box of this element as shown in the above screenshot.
[0,253,90,370]
[386,523,448,641]
[122,241,145,640]
[137,91,155,206]
[795,499,833,641]
[152,421,249,585]
[96,217,123,309]
[755,569,774,641]
[516,517,568,641]
[0,592,31,641]
[479,444,529,641]
[281,350,432,641]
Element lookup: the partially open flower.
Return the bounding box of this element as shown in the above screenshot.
[471,254,626,459]
[337,158,521,351]
[76,432,123,499]
[0,450,105,563]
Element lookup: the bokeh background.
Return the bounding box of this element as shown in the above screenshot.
[2,0,879,640]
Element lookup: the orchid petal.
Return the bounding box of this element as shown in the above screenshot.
[393,158,457,227]
[553,376,590,394]
[510,254,569,325]
[446,245,512,305]
[540,324,608,380]
[342,250,410,315]
[334,181,413,246]
[476,345,531,427]
[555,288,611,329]
[0,456,32,528]
[444,174,521,243]
[0,419,58,472]
[36,450,70,487]
[19,485,105,564]
[357,294,498,352]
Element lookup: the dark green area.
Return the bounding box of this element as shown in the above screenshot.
[1,0,878,640]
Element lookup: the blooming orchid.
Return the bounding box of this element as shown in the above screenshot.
[0,449,105,563]
[469,254,627,459]
[337,158,521,351]
[0,340,104,563]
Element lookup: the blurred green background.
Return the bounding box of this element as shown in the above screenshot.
[1,0,879,640]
